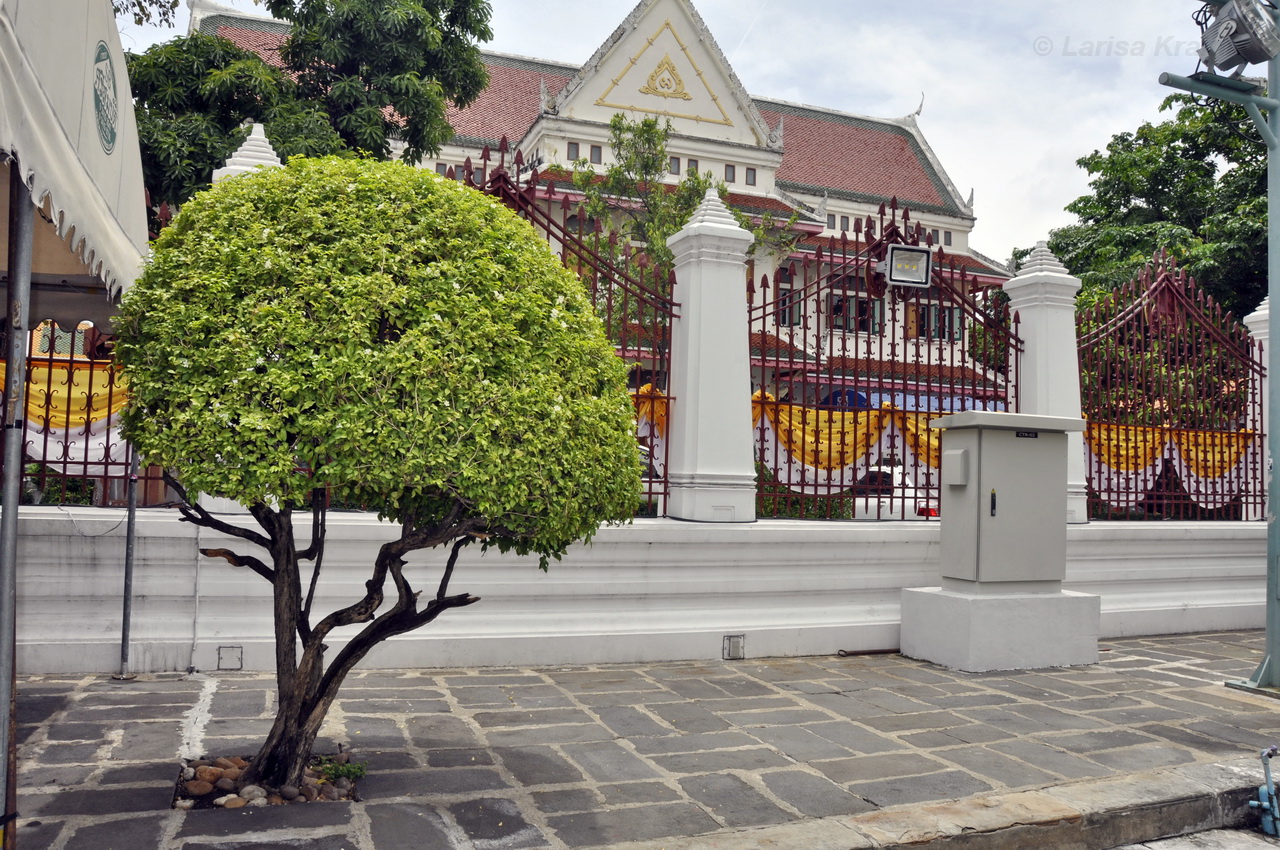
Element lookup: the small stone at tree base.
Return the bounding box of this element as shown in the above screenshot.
[215,777,236,793]
[279,785,299,800]
[184,780,214,797]
[300,785,320,802]
[241,785,267,801]
[266,794,284,805]
[173,799,194,811]
[194,766,223,783]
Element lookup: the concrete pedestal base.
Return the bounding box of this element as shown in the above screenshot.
[666,472,757,523]
[900,586,1100,672]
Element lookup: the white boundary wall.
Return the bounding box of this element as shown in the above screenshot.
[13,508,1265,674]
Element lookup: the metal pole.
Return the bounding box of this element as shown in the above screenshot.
[115,451,139,680]
[1161,37,1280,692]
[0,159,34,848]
[1254,46,1280,689]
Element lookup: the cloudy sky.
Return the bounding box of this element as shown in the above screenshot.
[120,1,1211,266]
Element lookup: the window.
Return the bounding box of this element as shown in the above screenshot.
[687,158,699,175]
[472,167,484,184]
[827,214,836,230]
[435,162,448,175]
[590,144,602,164]
[944,230,953,247]
[669,156,681,175]
[725,164,736,183]
[567,141,579,160]
[840,215,850,232]
[829,292,883,334]
[745,167,756,186]
[916,304,963,341]
[775,288,802,327]
[930,228,940,245]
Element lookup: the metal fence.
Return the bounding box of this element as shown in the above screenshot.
[460,142,679,511]
[1076,252,1265,520]
[748,202,1021,520]
[0,321,168,507]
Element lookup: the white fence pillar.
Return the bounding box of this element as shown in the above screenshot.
[1246,297,1270,521]
[1003,242,1089,524]
[664,189,756,522]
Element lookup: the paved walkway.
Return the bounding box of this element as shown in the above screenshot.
[11,630,1280,849]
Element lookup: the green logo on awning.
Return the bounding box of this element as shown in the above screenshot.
[92,41,117,155]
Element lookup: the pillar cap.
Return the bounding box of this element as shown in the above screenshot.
[212,124,282,183]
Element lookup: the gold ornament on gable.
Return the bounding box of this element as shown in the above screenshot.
[639,54,693,101]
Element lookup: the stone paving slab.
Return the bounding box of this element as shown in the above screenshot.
[10,630,1280,849]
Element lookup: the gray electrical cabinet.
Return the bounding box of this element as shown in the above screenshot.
[933,411,1086,586]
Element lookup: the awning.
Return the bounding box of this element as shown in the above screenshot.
[0,0,147,306]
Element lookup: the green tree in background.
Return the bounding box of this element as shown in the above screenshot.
[261,0,493,163]
[1049,95,1266,316]
[570,114,798,270]
[115,157,641,789]
[113,0,179,26]
[128,33,345,227]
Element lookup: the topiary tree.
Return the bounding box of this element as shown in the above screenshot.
[114,156,642,789]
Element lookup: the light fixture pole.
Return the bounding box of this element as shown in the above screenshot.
[1160,2,1280,692]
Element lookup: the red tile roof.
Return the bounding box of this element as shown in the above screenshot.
[445,56,574,146]
[825,357,1001,390]
[215,24,286,67]
[757,102,949,215]
[750,331,816,363]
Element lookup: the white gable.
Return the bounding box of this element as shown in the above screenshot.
[552,0,776,150]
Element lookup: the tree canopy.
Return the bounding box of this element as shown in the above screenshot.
[127,33,345,220]
[261,0,493,163]
[115,156,641,786]
[113,0,179,26]
[1048,96,1266,316]
[570,114,797,271]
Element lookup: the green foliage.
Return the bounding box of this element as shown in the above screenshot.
[116,156,642,563]
[261,0,493,163]
[113,0,179,26]
[312,755,367,783]
[571,114,798,270]
[127,33,345,215]
[966,288,1011,377]
[14,464,94,506]
[1049,96,1266,316]
[755,464,852,520]
[572,115,717,270]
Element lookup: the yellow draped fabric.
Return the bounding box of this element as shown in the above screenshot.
[1086,422,1252,478]
[0,361,127,430]
[752,391,942,470]
[1171,428,1254,479]
[632,383,668,438]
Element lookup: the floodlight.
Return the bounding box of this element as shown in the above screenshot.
[1199,0,1280,76]
[877,244,932,288]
